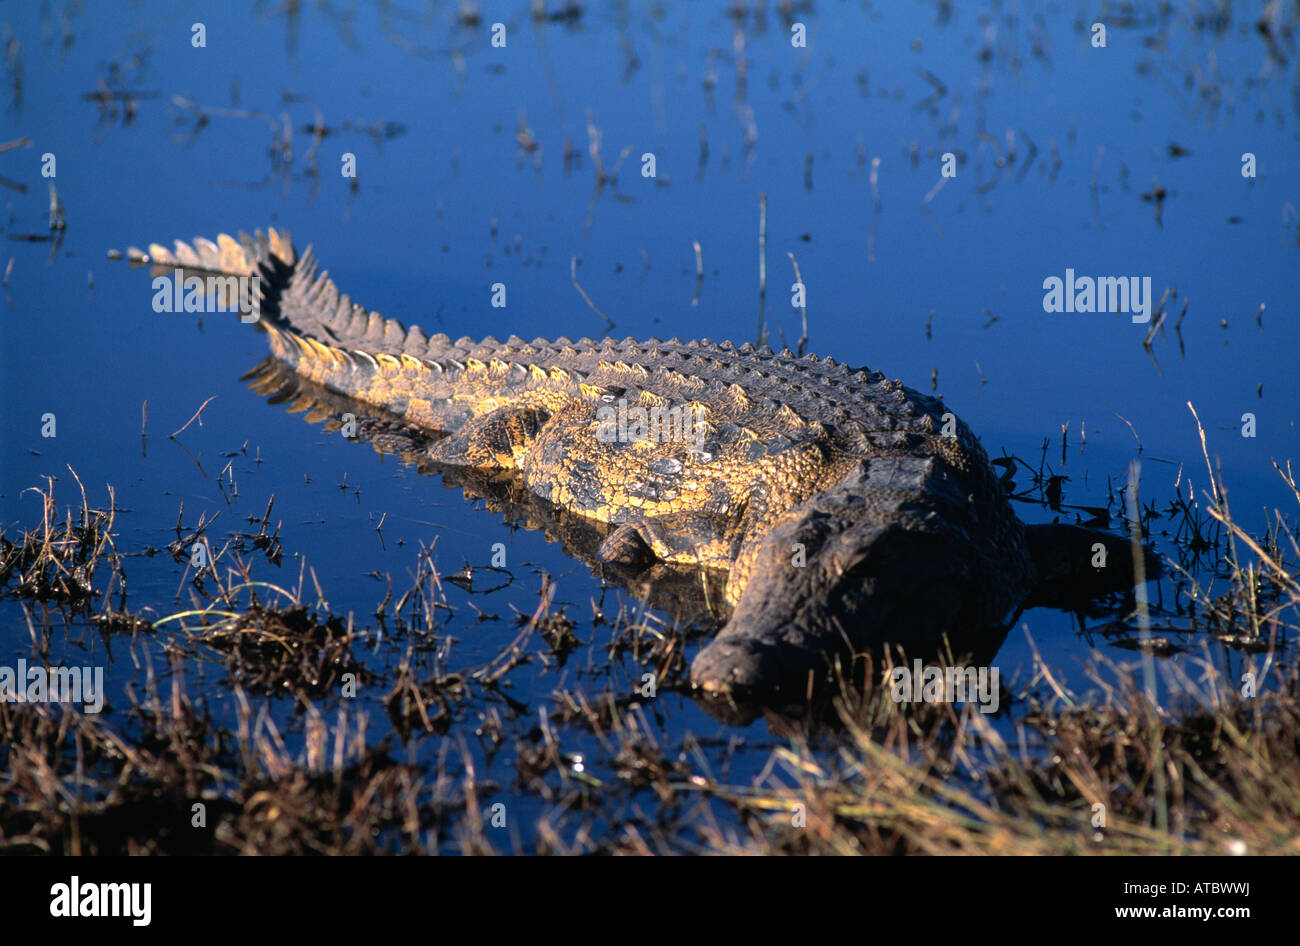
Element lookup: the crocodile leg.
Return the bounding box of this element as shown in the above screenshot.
[596,511,741,572]
[425,403,553,469]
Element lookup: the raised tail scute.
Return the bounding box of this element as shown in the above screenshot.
[118,227,296,274]
[113,226,466,368]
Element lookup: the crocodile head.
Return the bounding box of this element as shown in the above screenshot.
[689,458,1030,697]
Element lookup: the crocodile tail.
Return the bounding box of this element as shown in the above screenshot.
[115,228,464,363]
[114,229,521,432]
[117,228,297,335]
[121,228,297,276]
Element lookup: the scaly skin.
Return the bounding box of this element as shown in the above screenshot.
[120,228,1039,695]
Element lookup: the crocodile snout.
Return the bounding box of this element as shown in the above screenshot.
[689,638,768,695]
[689,625,815,696]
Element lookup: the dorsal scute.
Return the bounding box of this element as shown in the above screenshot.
[405,326,428,353]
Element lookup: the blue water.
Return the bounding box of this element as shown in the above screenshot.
[1,1,1296,850]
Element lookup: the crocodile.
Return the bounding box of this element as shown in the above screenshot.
[116,228,1156,698]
